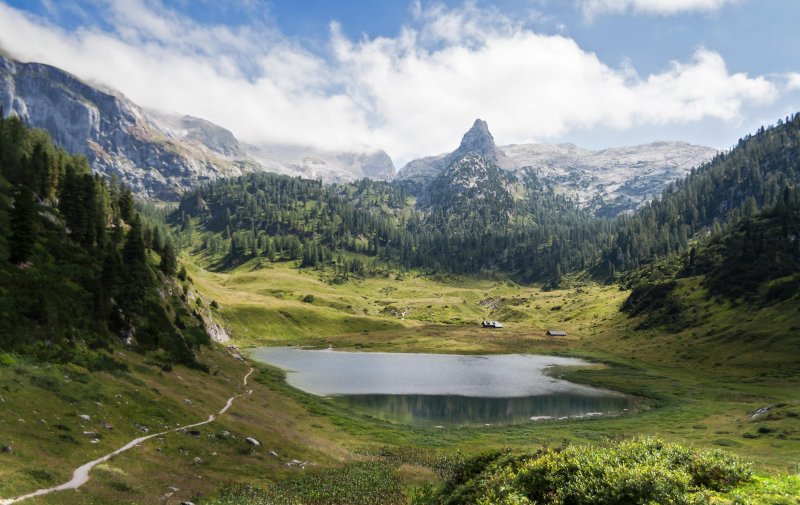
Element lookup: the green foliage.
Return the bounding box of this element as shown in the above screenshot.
[177,167,598,282]
[414,438,752,505]
[202,462,405,505]
[692,192,800,302]
[621,281,686,330]
[604,113,800,274]
[0,116,204,367]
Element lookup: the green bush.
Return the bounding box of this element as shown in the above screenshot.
[413,438,751,505]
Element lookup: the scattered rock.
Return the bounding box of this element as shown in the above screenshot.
[186,430,201,437]
[193,457,203,464]
[134,423,150,433]
[244,437,260,447]
[101,422,113,430]
[1,445,12,454]
[220,431,231,438]
[268,450,278,457]
[285,459,312,469]
[79,414,91,422]
[751,406,771,421]
[231,353,243,361]
[180,502,195,505]
[82,431,97,437]
[90,439,100,444]
[184,399,193,405]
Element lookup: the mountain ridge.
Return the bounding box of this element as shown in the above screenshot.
[0,55,395,199]
[399,120,718,216]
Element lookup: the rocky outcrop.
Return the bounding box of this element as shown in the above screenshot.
[399,118,513,185]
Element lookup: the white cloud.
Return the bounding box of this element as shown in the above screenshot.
[580,0,738,18]
[786,73,800,91]
[0,0,786,167]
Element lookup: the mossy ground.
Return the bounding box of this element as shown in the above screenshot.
[1,257,798,503]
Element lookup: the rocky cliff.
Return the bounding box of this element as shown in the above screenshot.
[0,55,395,199]
[0,55,259,199]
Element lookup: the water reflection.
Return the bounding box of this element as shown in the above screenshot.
[250,347,632,426]
[334,393,631,427]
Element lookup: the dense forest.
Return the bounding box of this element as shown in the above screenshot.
[176,114,800,289]
[0,112,209,368]
[175,159,602,282]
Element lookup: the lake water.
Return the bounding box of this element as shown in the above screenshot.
[250,347,632,426]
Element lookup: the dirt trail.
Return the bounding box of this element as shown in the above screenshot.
[0,367,255,505]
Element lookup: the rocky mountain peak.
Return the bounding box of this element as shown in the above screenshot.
[458,118,496,157]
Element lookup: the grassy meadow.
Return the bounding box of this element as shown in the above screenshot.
[1,255,798,503]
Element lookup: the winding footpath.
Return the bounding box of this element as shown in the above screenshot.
[0,367,255,505]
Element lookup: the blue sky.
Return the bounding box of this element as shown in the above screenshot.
[1,0,799,166]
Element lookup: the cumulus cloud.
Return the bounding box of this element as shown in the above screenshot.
[786,73,800,91]
[580,0,738,18]
[0,0,785,167]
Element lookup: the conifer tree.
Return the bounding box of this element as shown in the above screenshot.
[9,186,36,264]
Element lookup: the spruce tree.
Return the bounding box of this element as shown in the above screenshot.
[9,186,37,264]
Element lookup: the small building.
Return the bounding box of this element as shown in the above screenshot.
[546,330,567,337]
[482,320,504,328]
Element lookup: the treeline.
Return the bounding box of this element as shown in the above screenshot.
[0,113,207,367]
[176,164,601,282]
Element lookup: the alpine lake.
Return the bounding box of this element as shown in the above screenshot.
[250,347,634,427]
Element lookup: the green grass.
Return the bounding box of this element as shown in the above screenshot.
[2,255,798,503]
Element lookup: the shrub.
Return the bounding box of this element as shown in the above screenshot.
[414,438,751,505]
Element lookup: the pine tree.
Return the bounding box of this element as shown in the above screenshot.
[9,186,37,264]
[121,215,150,309]
[160,241,177,276]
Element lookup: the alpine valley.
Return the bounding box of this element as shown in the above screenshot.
[0,53,798,505]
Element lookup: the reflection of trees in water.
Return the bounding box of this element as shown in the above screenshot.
[335,394,633,426]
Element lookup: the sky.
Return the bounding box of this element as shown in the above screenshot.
[0,0,799,168]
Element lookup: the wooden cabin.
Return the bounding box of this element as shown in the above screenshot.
[546,330,567,337]
[482,320,504,328]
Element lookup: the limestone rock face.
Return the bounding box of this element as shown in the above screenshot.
[0,55,396,199]
[0,55,258,200]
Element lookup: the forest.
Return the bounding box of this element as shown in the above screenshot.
[0,112,208,367]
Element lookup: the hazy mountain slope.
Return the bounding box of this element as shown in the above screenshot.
[398,120,717,216]
[245,143,395,182]
[503,141,718,216]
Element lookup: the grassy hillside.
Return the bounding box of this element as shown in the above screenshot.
[1,256,798,503]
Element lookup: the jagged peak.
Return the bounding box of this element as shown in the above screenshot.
[458,118,496,156]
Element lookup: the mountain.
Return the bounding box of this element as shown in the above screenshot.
[399,119,514,186]
[0,55,395,200]
[398,120,717,217]
[0,55,260,200]
[245,143,395,182]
